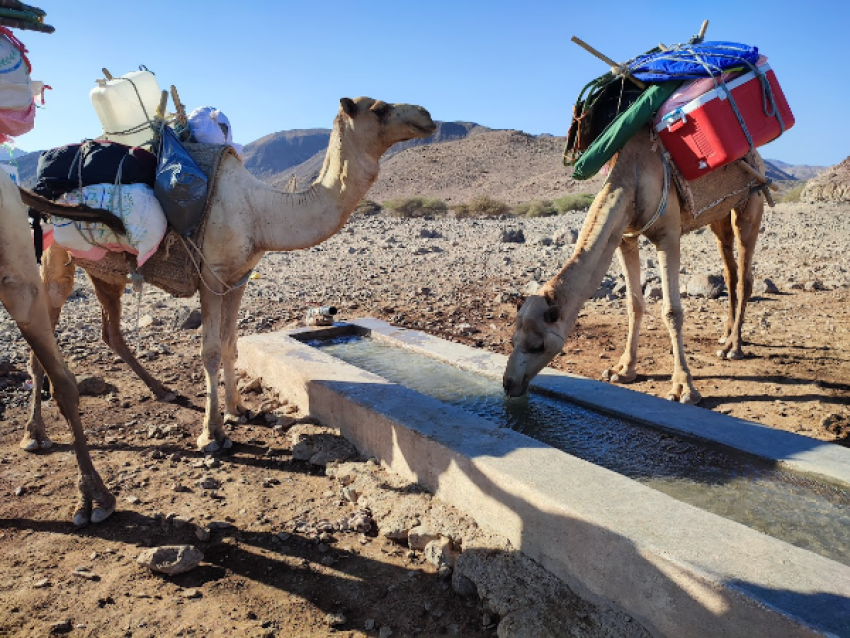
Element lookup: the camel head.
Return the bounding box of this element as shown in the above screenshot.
[503,289,567,397]
[338,96,436,157]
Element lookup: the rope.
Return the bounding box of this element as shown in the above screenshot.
[101,75,157,145]
[130,271,144,353]
[624,149,670,238]
[177,233,252,297]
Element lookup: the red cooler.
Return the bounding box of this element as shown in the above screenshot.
[655,63,794,180]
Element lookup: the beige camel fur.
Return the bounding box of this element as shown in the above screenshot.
[0,172,116,525]
[503,126,764,404]
[26,97,436,454]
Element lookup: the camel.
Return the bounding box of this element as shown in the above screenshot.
[503,126,765,404]
[0,173,124,525]
[25,96,436,454]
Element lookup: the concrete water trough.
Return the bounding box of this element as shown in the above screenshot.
[239,318,850,637]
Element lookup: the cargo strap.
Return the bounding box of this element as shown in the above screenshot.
[624,149,670,238]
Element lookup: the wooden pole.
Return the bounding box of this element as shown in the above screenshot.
[156,90,168,119]
[102,68,113,81]
[170,85,186,125]
[739,159,779,191]
[570,36,647,89]
[698,20,709,40]
[738,159,777,207]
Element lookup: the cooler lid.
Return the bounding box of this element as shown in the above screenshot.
[655,63,772,132]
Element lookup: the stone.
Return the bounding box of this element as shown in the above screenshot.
[756,278,780,294]
[423,538,459,568]
[408,525,440,551]
[137,545,204,575]
[175,307,203,330]
[686,273,725,299]
[77,375,108,396]
[500,229,525,243]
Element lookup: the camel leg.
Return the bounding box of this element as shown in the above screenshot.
[89,275,176,401]
[0,200,115,525]
[196,286,232,453]
[21,245,75,451]
[710,216,738,347]
[602,237,642,384]
[655,237,701,405]
[221,286,249,424]
[717,196,764,360]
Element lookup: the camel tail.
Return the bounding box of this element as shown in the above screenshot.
[19,187,127,235]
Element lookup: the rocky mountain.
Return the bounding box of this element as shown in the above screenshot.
[257,121,489,190]
[765,159,827,181]
[801,156,850,203]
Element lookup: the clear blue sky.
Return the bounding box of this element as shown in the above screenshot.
[12,1,849,166]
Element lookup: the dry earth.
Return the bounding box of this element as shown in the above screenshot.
[1,199,849,637]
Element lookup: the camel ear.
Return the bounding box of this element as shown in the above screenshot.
[340,98,357,118]
[543,304,559,324]
[370,100,391,120]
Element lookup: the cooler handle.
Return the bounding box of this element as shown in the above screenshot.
[661,108,687,132]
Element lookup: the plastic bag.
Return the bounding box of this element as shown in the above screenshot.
[154,125,208,236]
[187,106,243,156]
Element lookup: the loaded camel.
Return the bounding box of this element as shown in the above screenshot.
[503,126,764,404]
[2,173,125,525]
[25,97,436,454]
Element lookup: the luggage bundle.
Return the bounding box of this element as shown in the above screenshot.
[32,65,245,265]
[564,22,795,188]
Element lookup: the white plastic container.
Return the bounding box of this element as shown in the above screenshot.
[90,70,161,148]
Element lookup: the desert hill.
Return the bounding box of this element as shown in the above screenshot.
[801,156,850,203]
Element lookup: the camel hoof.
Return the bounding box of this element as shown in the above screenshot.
[90,505,116,524]
[725,351,744,361]
[716,349,727,359]
[19,437,52,452]
[680,391,702,405]
[198,436,233,455]
[224,412,247,425]
[73,508,90,528]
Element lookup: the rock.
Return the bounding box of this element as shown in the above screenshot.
[804,280,824,291]
[289,425,357,466]
[0,358,12,376]
[325,612,346,627]
[643,284,663,300]
[138,314,161,328]
[552,228,578,245]
[50,620,73,634]
[408,525,440,551]
[195,526,211,542]
[756,278,780,294]
[364,618,376,631]
[452,573,477,598]
[175,307,203,330]
[686,273,725,299]
[522,280,541,295]
[77,375,108,396]
[137,545,204,575]
[423,537,460,568]
[500,229,525,243]
[378,626,393,638]
[182,588,203,599]
[198,477,220,490]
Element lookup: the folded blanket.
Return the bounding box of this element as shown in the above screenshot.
[53,182,166,265]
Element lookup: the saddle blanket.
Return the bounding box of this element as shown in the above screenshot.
[53,182,166,266]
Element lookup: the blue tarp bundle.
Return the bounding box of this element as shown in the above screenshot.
[627,41,759,81]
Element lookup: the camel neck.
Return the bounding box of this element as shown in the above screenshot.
[550,183,632,314]
[238,120,381,253]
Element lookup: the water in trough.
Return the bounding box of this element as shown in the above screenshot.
[307,333,850,567]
